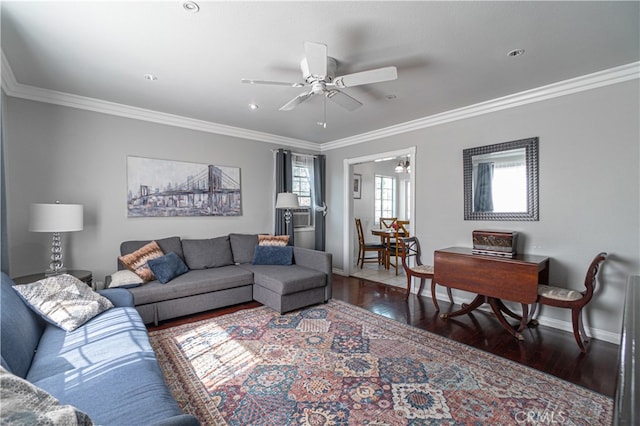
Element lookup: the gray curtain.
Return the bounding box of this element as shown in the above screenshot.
[473,162,494,212]
[313,155,326,251]
[275,149,294,245]
[1,99,8,274]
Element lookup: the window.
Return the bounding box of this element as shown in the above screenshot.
[374,175,395,223]
[291,154,314,228]
[490,161,527,212]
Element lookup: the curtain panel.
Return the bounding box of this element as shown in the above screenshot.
[274,149,294,245]
[473,162,494,212]
[313,155,326,251]
[1,100,8,274]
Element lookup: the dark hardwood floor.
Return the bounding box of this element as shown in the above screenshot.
[148,274,620,398]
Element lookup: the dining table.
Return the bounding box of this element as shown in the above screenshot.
[370,227,409,269]
[370,228,409,243]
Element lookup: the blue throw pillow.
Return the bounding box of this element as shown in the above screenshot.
[147,252,189,284]
[252,245,293,266]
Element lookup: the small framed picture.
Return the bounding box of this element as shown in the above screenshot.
[353,174,362,199]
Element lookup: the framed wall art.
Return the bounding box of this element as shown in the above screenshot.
[126,156,242,217]
[353,174,362,199]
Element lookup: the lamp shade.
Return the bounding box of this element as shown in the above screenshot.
[275,193,299,210]
[29,203,84,232]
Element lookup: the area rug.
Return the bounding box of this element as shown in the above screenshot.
[148,300,612,425]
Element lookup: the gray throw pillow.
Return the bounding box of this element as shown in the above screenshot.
[229,233,259,264]
[182,236,234,269]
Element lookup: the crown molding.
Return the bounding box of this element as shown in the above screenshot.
[1,52,317,151]
[321,61,640,151]
[2,51,638,153]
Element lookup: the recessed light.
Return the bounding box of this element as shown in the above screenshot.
[183,1,199,13]
[508,48,525,57]
[248,103,259,110]
[143,74,158,81]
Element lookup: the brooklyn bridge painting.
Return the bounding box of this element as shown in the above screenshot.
[127,156,241,217]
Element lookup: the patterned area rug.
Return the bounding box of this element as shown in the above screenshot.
[148,300,612,425]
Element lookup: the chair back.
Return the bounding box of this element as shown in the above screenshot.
[379,217,397,229]
[400,236,423,270]
[396,220,410,237]
[355,218,366,245]
[583,252,607,301]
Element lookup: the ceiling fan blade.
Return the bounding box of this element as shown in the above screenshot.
[279,91,314,111]
[333,66,398,88]
[304,41,328,78]
[326,89,362,111]
[241,78,304,87]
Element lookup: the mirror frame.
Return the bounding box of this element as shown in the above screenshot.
[463,137,539,221]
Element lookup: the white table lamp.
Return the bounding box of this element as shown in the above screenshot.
[29,201,83,276]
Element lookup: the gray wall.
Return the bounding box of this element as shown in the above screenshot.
[3,78,638,342]
[3,96,316,282]
[324,79,639,342]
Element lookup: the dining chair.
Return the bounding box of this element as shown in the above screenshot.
[534,252,607,353]
[355,218,387,269]
[400,237,453,309]
[386,220,410,274]
[379,217,397,229]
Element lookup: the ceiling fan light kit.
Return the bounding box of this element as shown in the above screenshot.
[242,41,398,126]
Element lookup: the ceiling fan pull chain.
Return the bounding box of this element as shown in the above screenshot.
[323,95,327,128]
[317,95,327,128]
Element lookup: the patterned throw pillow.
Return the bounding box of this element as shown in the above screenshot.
[258,234,290,246]
[12,274,114,332]
[107,270,144,288]
[0,366,93,425]
[118,240,164,281]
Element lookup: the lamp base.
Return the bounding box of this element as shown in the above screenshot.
[45,267,67,277]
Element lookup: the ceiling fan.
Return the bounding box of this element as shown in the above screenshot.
[241,41,398,127]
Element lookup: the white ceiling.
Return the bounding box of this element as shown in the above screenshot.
[1,1,638,145]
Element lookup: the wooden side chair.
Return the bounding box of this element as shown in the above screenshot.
[400,237,453,309]
[535,252,607,353]
[379,217,397,229]
[355,218,387,269]
[386,220,410,275]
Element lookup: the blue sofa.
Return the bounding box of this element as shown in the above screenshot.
[0,272,199,426]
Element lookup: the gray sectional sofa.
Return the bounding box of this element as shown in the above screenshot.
[113,233,333,325]
[1,272,199,426]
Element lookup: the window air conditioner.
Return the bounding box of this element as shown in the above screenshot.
[293,210,311,228]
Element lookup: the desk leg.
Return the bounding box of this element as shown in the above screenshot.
[440,294,484,319]
[488,298,524,341]
[495,300,537,329]
[517,304,529,333]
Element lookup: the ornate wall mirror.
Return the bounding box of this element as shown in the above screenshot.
[463,137,539,221]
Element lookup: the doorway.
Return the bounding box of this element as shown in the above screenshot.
[342,147,416,279]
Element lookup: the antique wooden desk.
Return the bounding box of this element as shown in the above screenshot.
[434,247,549,340]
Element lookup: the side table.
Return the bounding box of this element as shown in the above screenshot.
[12,270,93,287]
